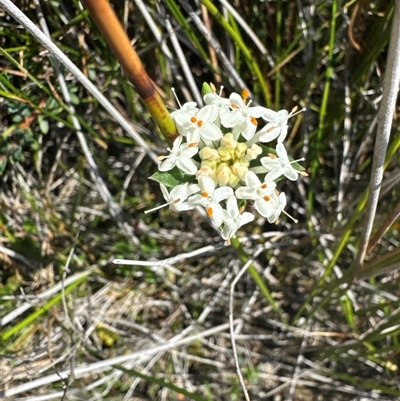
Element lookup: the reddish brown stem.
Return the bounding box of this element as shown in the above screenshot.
[81,0,178,143]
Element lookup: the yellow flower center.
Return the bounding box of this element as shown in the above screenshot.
[198,133,252,188]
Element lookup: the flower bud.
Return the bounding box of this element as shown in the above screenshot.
[235,142,248,158]
[196,164,216,182]
[246,144,262,160]
[232,162,248,180]
[218,147,233,162]
[216,164,231,186]
[228,173,240,187]
[221,133,237,149]
[200,146,219,161]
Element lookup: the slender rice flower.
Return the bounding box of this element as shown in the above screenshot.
[261,108,289,143]
[265,191,287,224]
[221,196,255,241]
[249,118,288,145]
[203,85,230,120]
[187,106,223,143]
[189,175,233,226]
[160,183,199,212]
[220,89,267,140]
[171,101,199,128]
[235,171,278,220]
[145,183,199,214]
[248,107,304,146]
[261,143,299,181]
[158,136,199,175]
[149,84,305,242]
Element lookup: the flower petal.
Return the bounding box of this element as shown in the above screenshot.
[176,157,198,175]
[207,202,224,226]
[235,187,257,200]
[159,157,177,172]
[244,171,261,187]
[214,186,234,203]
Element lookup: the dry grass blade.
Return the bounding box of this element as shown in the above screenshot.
[4,321,237,397]
[355,0,400,268]
[0,0,159,163]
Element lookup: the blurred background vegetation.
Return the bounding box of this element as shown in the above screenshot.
[1,0,399,400]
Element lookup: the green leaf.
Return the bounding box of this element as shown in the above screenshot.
[38,116,49,134]
[201,82,213,97]
[0,156,7,174]
[10,144,23,161]
[258,143,277,158]
[149,166,195,188]
[22,218,37,234]
[0,274,23,296]
[70,92,80,105]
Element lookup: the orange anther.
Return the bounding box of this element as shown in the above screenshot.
[250,116,257,126]
[263,195,271,201]
[191,116,197,123]
[261,183,267,189]
[206,207,213,217]
[173,198,181,204]
[242,89,249,100]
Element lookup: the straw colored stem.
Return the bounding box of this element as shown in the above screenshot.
[355,0,400,268]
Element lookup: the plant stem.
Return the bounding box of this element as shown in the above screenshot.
[81,0,178,144]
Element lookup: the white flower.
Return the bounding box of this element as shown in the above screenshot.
[258,122,288,144]
[160,183,199,213]
[246,143,262,161]
[188,175,233,226]
[262,108,289,125]
[260,143,299,181]
[171,101,199,136]
[245,111,287,147]
[220,92,266,141]
[186,106,222,142]
[158,136,199,175]
[235,171,278,219]
[221,196,254,240]
[265,191,287,223]
[151,87,304,238]
[204,92,230,106]
[203,91,230,120]
[145,183,200,214]
[260,107,302,144]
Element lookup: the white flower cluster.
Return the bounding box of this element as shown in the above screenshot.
[151,86,305,242]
